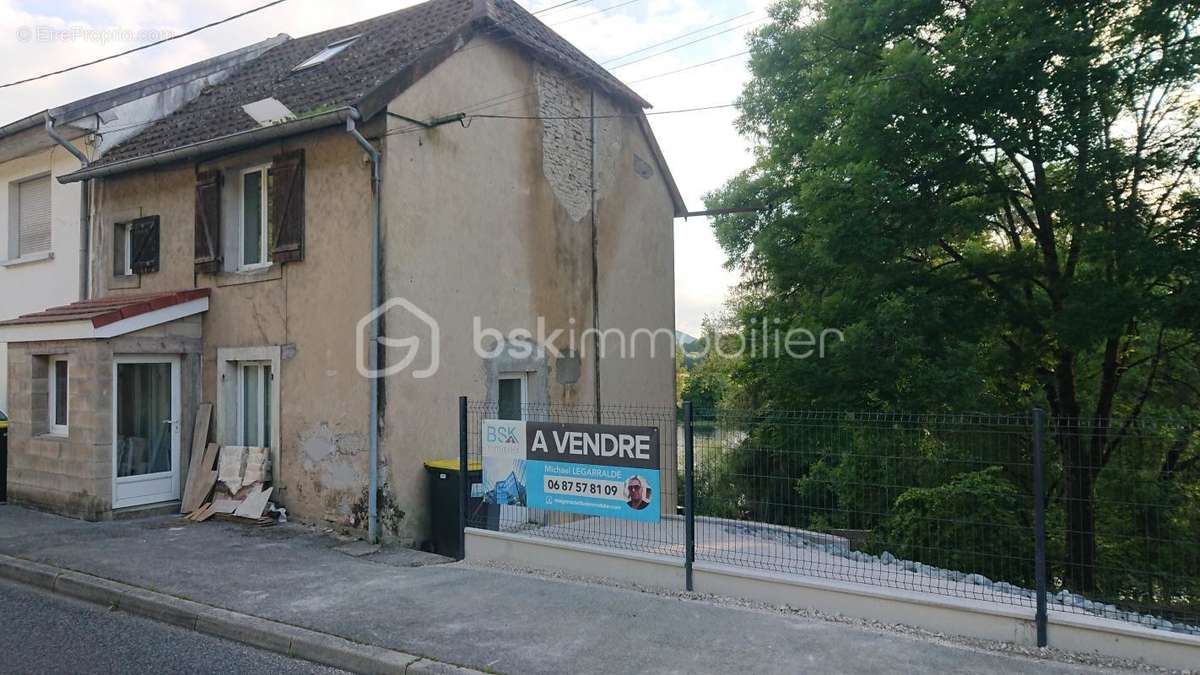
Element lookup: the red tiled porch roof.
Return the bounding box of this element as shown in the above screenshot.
[0,289,210,328]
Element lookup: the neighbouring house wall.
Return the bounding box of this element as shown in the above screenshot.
[0,142,84,412]
[4,317,201,520]
[93,129,374,527]
[379,35,676,540]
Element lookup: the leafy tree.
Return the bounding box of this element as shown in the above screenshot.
[873,467,1035,586]
[709,0,1200,593]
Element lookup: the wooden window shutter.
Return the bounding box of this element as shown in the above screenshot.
[130,215,160,273]
[269,149,305,263]
[194,169,222,273]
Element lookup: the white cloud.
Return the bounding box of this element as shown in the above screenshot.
[1,0,759,333]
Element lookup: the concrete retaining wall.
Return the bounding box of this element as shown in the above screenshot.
[466,528,1200,671]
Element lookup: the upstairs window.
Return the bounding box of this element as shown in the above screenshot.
[292,34,360,72]
[239,165,273,270]
[9,174,51,259]
[114,216,160,276]
[115,221,133,276]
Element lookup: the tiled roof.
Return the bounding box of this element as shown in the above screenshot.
[91,0,647,170]
[0,290,210,328]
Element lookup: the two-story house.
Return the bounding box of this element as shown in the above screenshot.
[0,36,286,416]
[0,0,682,542]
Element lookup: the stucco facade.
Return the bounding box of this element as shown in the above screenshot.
[89,129,375,524]
[4,32,675,539]
[378,36,677,537]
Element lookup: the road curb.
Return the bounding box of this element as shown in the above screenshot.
[0,553,484,675]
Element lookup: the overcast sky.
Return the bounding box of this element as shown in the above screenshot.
[0,0,767,335]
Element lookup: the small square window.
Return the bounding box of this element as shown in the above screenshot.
[48,357,68,435]
[498,374,527,421]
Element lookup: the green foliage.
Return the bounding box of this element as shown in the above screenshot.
[873,468,1034,587]
[703,0,1200,598]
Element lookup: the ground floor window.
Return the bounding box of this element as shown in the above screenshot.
[217,346,282,484]
[48,357,68,435]
[237,362,272,448]
[498,373,528,421]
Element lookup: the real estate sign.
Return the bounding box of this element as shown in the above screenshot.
[482,419,661,522]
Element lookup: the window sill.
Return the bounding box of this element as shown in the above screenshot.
[109,273,142,291]
[37,431,69,442]
[0,251,54,268]
[213,262,282,288]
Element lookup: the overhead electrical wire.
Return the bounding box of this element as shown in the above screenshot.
[0,0,291,90]
[429,12,764,125]
[470,103,737,120]
[0,0,599,91]
[20,0,756,152]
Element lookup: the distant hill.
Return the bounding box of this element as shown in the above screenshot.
[675,330,697,347]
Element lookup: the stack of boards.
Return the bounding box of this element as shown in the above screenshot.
[180,403,276,526]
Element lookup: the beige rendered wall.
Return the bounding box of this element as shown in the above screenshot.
[92,130,375,528]
[379,36,676,539]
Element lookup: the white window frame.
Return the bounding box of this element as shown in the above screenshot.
[216,346,282,485]
[497,372,529,421]
[115,222,133,276]
[6,172,52,263]
[48,356,68,436]
[238,164,271,271]
[236,361,272,448]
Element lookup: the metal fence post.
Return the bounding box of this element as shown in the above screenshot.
[458,395,469,562]
[1032,407,1048,648]
[684,401,696,592]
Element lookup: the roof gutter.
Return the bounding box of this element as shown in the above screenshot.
[56,107,358,184]
[345,109,383,545]
[0,111,46,140]
[46,113,92,301]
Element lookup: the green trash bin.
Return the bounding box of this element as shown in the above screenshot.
[424,459,484,558]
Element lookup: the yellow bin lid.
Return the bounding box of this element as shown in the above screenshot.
[424,459,481,472]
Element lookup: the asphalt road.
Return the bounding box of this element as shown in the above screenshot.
[0,580,347,675]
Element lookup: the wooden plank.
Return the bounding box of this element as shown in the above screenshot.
[190,404,213,464]
[186,503,211,521]
[182,443,221,513]
[234,486,273,519]
[179,404,213,513]
[194,504,218,522]
[210,497,241,514]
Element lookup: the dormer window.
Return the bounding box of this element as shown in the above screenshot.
[292,34,360,71]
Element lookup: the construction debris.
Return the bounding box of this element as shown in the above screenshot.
[181,404,280,527]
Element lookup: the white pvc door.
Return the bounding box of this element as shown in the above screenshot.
[112,356,181,508]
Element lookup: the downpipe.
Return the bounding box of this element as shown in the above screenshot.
[45,113,91,300]
[347,112,383,544]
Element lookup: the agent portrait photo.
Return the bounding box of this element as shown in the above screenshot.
[626,475,651,510]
